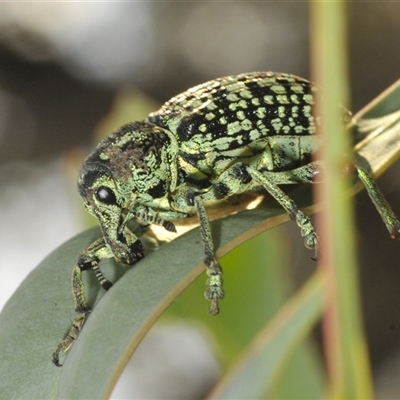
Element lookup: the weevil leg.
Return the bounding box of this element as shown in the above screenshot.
[52,313,86,367]
[122,205,178,235]
[75,238,115,313]
[71,264,91,313]
[356,165,400,239]
[197,160,319,296]
[203,161,319,259]
[53,238,116,366]
[247,166,319,258]
[258,161,323,185]
[193,196,224,315]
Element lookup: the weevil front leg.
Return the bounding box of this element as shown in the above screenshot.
[52,237,116,366]
[192,195,224,316]
[73,237,116,312]
[52,313,85,367]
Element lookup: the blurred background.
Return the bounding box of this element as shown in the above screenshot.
[1,2,400,398]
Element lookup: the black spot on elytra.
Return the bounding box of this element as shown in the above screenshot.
[235,164,252,183]
[214,182,230,198]
[177,115,202,141]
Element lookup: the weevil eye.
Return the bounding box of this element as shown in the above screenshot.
[95,186,117,205]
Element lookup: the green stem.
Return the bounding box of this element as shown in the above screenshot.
[311,1,373,398]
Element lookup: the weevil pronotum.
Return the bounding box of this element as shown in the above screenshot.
[52,72,400,366]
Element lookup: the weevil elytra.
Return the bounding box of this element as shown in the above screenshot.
[52,71,400,366]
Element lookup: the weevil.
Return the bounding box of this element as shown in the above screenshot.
[52,72,400,366]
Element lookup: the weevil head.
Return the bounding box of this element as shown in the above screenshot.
[78,160,141,265]
[77,121,178,264]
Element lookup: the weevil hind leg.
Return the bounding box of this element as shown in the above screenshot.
[356,164,400,239]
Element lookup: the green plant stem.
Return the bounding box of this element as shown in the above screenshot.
[311,1,373,398]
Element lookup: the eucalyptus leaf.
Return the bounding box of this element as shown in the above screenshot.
[0,208,292,400]
[353,78,400,176]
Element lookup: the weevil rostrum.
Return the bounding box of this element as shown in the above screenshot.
[52,72,400,366]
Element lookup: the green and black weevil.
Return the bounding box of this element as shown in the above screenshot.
[52,71,400,366]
